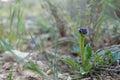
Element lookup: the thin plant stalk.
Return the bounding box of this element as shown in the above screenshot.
[79,34,85,67]
[53,29,58,80]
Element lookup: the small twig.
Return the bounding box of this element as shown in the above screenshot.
[95,67,120,73]
[57,37,74,44]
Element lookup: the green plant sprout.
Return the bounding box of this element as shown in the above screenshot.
[61,27,113,75]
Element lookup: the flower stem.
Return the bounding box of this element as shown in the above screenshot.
[80,34,85,67]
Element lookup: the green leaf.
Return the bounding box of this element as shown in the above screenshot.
[83,44,93,66]
[109,45,120,61]
[61,57,80,70]
[84,63,92,72]
[95,49,113,65]
[104,50,111,55]
[24,61,48,77]
[79,67,86,75]
[72,45,80,55]
[85,43,93,60]
[96,49,106,55]
[93,54,103,64]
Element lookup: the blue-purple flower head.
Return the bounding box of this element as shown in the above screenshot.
[78,28,89,35]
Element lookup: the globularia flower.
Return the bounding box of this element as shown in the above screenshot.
[78,28,89,35]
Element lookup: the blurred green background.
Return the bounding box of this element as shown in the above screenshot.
[0,0,120,51]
